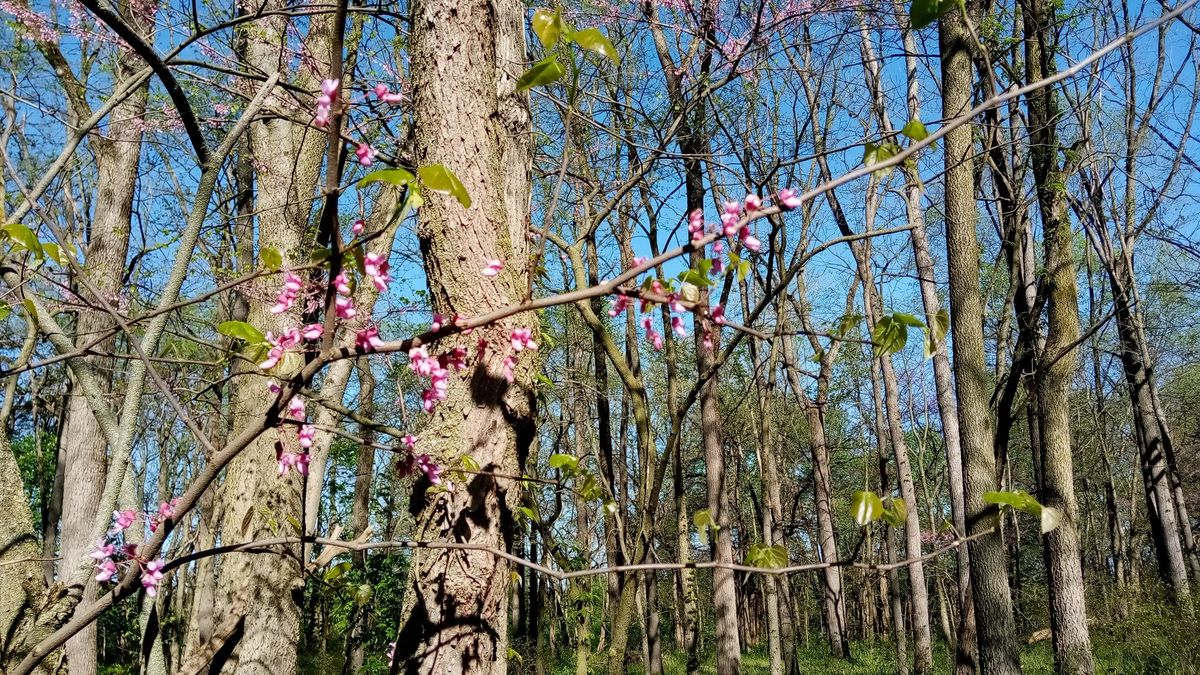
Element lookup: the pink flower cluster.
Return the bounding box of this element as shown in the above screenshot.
[259,324,323,370]
[502,328,538,382]
[149,498,180,533]
[355,143,377,167]
[364,252,392,292]
[277,394,313,476]
[396,434,442,484]
[314,79,339,128]
[372,83,404,105]
[270,272,304,314]
[481,259,504,277]
[91,511,169,597]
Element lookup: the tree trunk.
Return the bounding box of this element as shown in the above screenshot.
[1022,1,1096,670]
[939,4,1022,673]
[58,38,150,675]
[211,6,330,671]
[393,0,533,667]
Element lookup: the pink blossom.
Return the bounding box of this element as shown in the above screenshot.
[711,257,725,274]
[315,79,339,127]
[336,296,357,320]
[414,454,442,484]
[777,188,802,210]
[90,541,116,561]
[631,256,648,268]
[267,380,281,394]
[110,509,136,534]
[279,451,310,476]
[141,559,165,597]
[720,201,741,236]
[608,296,630,317]
[510,328,537,352]
[352,219,365,235]
[641,316,664,351]
[502,354,517,383]
[288,396,306,420]
[356,326,385,351]
[270,272,304,314]
[372,83,404,104]
[668,293,686,313]
[688,209,705,242]
[355,143,377,167]
[738,227,762,253]
[301,324,324,341]
[364,252,392,292]
[149,498,181,533]
[95,559,119,583]
[431,313,446,331]
[158,498,179,519]
[402,434,417,449]
[481,259,504,277]
[335,271,352,296]
[446,346,469,371]
[299,424,316,449]
[712,304,726,325]
[744,194,762,211]
[671,315,688,337]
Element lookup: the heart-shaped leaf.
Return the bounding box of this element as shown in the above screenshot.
[418,164,471,208]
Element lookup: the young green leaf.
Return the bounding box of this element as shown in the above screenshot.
[571,28,620,65]
[910,0,956,29]
[881,497,908,528]
[357,167,416,188]
[516,54,566,92]
[851,490,885,526]
[217,320,267,345]
[418,164,471,208]
[261,246,283,271]
[2,223,42,257]
[324,561,353,583]
[900,116,929,142]
[531,8,563,48]
[548,453,579,472]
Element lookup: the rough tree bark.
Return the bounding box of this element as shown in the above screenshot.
[1022,1,1096,670]
[392,0,533,667]
[939,3,1022,673]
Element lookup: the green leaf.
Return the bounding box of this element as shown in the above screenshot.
[516,54,566,92]
[0,304,11,321]
[571,28,619,65]
[881,497,908,528]
[747,542,788,569]
[900,116,929,142]
[851,490,885,526]
[355,583,373,606]
[531,8,563,49]
[217,320,267,345]
[893,312,925,328]
[677,269,711,289]
[736,259,751,282]
[357,167,416,188]
[3,224,41,257]
[324,561,352,582]
[910,0,956,29]
[548,453,579,472]
[22,298,35,319]
[261,246,283,271]
[418,164,471,208]
[693,508,718,545]
[41,242,68,266]
[924,309,950,359]
[872,316,908,356]
[984,490,1061,534]
[862,141,901,177]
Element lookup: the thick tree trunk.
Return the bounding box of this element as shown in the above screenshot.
[393,0,532,668]
[59,40,149,675]
[1022,2,1096,670]
[211,7,330,672]
[939,4,1022,673]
